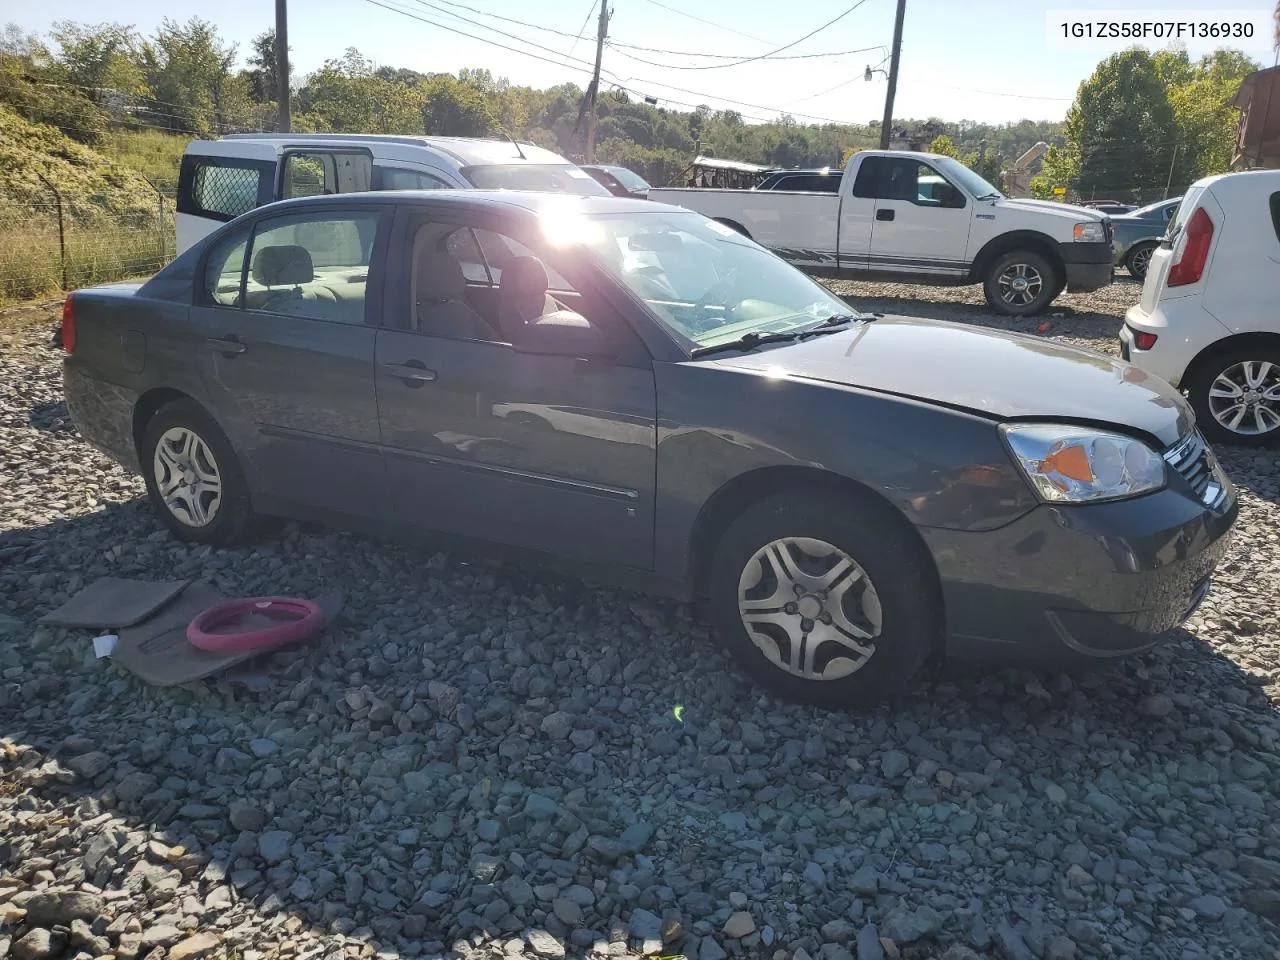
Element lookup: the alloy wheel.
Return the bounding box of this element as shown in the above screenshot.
[1208,361,1280,437]
[1129,244,1153,279]
[996,262,1044,306]
[736,537,882,681]
[153,426,223,527]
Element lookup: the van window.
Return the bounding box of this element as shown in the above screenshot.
[179,157,274,221]
[376,167,451,191]
[280,151,373,200]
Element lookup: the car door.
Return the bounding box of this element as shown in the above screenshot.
[837,160,880,271]
[187,204,391,521]
[373,205,659,568]
[867,157,971,278]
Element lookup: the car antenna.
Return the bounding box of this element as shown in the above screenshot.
[506,134,527,160]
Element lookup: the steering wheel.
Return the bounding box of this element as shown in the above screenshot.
[690,280,740,330]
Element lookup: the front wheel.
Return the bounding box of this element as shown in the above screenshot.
[1125,241,1156,281]
[707,492,941,708]
[140,399,257,545]
[1185,346,1280,447]
[983,249,1058,317]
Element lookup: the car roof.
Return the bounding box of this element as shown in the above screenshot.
[243,189,670,218]
[211,133,570,166]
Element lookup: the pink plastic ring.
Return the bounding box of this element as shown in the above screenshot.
[186,597,326,653]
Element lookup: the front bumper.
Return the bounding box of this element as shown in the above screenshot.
[1059,241,1116,292]
[924,480,1237,666]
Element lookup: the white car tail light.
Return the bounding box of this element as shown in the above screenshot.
[1167,207,1213,287]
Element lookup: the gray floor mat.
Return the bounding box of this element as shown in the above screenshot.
[114,585,345,687]
[38,577,191,629]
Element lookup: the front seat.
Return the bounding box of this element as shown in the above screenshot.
[414,251,491,340]
[496,256,562,342]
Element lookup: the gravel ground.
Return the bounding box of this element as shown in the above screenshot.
[2,280,1280,960]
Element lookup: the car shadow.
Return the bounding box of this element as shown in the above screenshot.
[3,502,1279,959]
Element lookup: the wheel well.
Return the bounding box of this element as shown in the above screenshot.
[687,466,943,611]
[712,218,751,239]
[1182,332,1280,390]
[131,388,193,454]
[969,232,1064,286]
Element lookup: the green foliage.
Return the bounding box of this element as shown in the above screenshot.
[928,134,959,158]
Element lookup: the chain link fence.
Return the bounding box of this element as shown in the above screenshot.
[0,178,178,304]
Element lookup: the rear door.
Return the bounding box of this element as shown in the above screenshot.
[176,145,277,254]
[188,204,391,522]
[278,149,374,201]
[837,159,880,270]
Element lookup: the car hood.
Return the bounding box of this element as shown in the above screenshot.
[989,197,1108,223]
[708,316,1192,448]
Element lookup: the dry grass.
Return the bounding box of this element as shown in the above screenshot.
[0,220,171,303]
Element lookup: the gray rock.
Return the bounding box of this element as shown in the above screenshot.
[723,911,755,939]
[552,897,583,926]
[698,937,727,960]
[526,930,565,958]
[248,738,278,757]
[228,800,266,832]
[540,711,574,739]
[13,929,60,960]
[856,924,885,960]
[140,924,183,949]
[24,891,104,925]
[994,922,1034,960]
[524,793,559,820]
[880,750,909,778]
[67,750,110,778]
[1138,694,1174,717]
[804,862,827,888]
[629,908,663,941]
[257,830,293,863]
[881,906,941,943]
[1189,894,1228,920]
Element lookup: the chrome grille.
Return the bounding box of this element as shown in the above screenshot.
[1164,430,1227,508]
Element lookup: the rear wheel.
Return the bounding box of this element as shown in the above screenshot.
[1185,345,1280,447]
[1125,241,1157,281]
[140,399,256,545]
[707,492,940,708]
[983,249,1058,317]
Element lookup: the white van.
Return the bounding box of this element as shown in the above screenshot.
[1121,169,1280,447]
[175,133,610,253]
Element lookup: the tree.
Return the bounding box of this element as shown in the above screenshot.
[244,28,290,105]
[139,18,247,134]
[50,21,145,102]
[1062,49,1178,199]
[1167,49,1258,182]
[928,134,959,158]
[422,73,494,137]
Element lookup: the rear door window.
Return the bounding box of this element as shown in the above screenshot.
[851,158,885,198]
[375,167,452,191]
[179,156,275,221]
[280,151,373,200]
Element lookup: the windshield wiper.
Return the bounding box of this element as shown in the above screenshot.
[690,314,873,358]
[689,330,807,358]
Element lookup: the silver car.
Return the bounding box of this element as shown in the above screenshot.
[1112,198,1180,280]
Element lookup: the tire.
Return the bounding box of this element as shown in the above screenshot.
[1184,345,1280,448]
[139,399,256,545]
[1125,241,1156,281]
[707,491,941,709]
[983,249,1058,317]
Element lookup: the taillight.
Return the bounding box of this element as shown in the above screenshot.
[1134,330,1158,350]
[61,295,76,354]
[1167,208,1213,287]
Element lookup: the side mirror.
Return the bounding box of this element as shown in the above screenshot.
[512,310,612,358]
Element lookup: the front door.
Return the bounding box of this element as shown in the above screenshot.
[189,205,391,522]
[374,210,658,568]
[865,156,972,278]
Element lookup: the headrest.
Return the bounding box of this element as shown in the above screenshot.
[416,253,467,303]
[500,257,551,302]
[252,245,314,287]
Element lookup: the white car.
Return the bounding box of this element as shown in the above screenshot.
[648,150,1115,317]
[1121,170,1280,446]
[175,134,609,254]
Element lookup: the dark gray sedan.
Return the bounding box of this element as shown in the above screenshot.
[1113,198,1180,280]
[61,190,1236,707]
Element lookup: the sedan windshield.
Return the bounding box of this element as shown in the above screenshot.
[605,166,651,192]
[463,163,612,197]
[934,157,1002,199]
[571,210,857,351]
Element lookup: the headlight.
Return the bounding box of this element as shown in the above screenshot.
[1002,423,1166,503]
[1073,222,1105,242]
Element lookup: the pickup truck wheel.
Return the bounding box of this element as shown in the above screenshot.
[1184,346,1280,448]
[707,492,939,709]
[1125,241,1156,281]
[140,399,256,545]
[983,250,1057,317]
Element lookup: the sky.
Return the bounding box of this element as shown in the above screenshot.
[12,0,1277,126]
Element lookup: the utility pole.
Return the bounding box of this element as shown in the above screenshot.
[275,0,291,132]
[585,1,611,163]
[878,0,906,150]
[1163,143,1178,199]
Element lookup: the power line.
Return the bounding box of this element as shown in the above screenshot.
[636,0,772,44]
[659,0,877,70]
[610,39,884,60]
[564,0,598,65]
[606,41,887,70]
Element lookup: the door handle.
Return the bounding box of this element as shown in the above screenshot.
[206,337,246,355]
[380,361,437,384]
[876,209,895,222]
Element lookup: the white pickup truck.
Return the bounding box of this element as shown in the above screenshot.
[649,150,1115,317]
